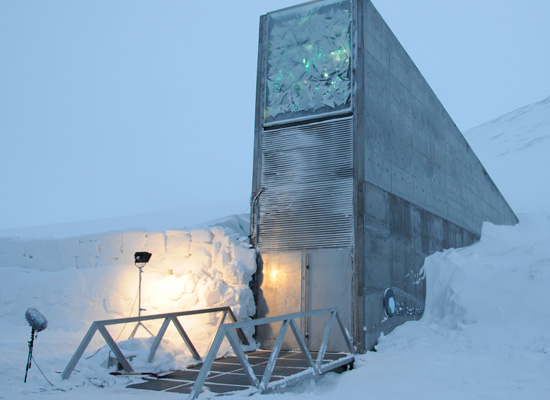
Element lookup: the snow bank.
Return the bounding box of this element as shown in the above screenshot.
[0,214,256,322]
[0,215,257,397]
[422,216,550,337]
[345,213,550,400]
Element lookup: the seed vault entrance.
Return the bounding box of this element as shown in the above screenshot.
[250,0,355,353]
[256,250,353,352]
[250,0,518,353]
[253,116,355,352]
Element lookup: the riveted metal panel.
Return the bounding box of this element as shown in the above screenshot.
[258,117,354,251]
[308,249,353,351]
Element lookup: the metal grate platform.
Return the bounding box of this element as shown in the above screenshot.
[128,350,354,396]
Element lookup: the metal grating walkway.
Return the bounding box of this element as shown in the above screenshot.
[128,350,354,396]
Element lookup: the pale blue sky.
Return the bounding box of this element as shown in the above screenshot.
[1,0,549,230]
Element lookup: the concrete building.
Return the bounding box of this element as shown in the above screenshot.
[250,0,518,353]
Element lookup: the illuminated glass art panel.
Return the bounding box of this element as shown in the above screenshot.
[265,0,352,125]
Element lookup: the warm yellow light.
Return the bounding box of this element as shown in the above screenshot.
[270,268,279,282]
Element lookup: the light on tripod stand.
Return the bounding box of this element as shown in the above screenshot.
[129,252,154,339]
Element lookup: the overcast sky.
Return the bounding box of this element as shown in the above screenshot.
[1,0,549,231]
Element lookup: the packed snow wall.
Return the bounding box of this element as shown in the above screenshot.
[0,215,257,344]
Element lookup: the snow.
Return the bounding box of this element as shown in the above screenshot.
[0,215,258,399]
[465,95,550,214]
[2,96,550,399]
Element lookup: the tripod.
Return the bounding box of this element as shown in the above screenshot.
[24,328,36,383]
[128,263,154,339]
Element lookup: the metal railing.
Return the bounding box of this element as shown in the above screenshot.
[188,307,355,400]
[61,307,248,380]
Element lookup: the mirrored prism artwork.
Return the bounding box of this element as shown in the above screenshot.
[265,0,352,125]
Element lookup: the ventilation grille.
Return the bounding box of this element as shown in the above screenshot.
[258,117,354,250]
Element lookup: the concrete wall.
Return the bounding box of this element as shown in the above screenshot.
[361,183,480,349]
[361,2,517,234]
[356,1,518,350]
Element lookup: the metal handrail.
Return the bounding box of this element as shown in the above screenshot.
[188,307,355,400]
[61,307,248,380]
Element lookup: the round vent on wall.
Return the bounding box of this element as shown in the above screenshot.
[384,288,396,317]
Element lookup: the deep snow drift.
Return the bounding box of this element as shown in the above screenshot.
[1,96,550,399]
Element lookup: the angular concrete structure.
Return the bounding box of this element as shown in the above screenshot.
[250,0,518,352]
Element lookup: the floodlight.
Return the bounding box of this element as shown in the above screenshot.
[129,252,154,339]
[134,251,152,267]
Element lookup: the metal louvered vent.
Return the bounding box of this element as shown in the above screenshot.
[258,117,354,250]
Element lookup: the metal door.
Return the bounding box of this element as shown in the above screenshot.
[306,249,353,351]
[256,249,353,352]
[255,251,304,350]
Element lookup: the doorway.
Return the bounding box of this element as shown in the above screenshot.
[255,248,353,352]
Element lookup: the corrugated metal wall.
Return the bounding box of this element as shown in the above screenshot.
[258,116,354,250]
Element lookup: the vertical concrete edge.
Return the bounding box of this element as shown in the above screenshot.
[352,0,367,353]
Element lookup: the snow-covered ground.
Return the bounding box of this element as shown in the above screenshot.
[1,96,550,399]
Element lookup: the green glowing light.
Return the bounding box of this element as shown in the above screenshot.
[265,0,352,121]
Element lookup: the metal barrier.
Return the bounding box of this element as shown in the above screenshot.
[61,307,248,380]
[189,307,355,400]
